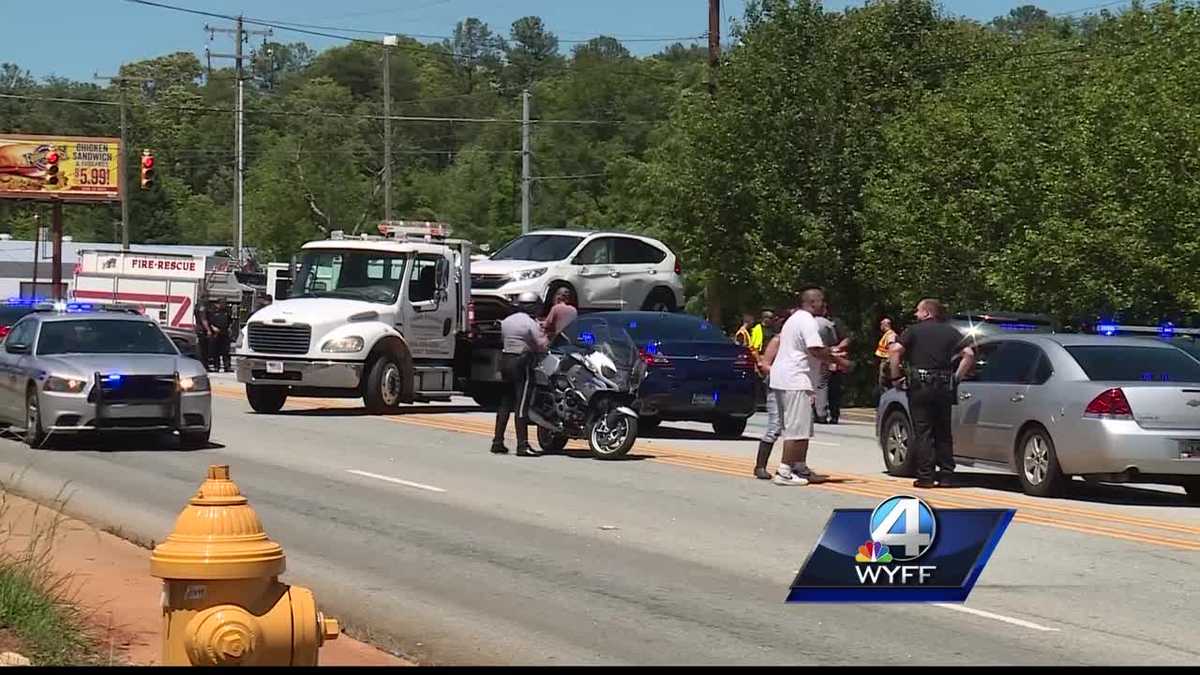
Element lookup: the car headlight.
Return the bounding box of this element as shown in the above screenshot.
[179,375,210,392]
[510,267,547,282]
[44,376,86,393]
[322,336,365,353]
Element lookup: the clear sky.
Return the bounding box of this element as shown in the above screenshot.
[6,0,1128,82]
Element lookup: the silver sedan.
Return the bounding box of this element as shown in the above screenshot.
[0,307,211,448]
[877,333,1200,501]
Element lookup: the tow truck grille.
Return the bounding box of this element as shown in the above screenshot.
[248,323,311,355]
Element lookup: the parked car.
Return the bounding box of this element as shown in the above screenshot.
[876,333,1200,501]
[560,311,757,438]
[0,299,39,340]
[471,230,685,312]
[0,305,212,448]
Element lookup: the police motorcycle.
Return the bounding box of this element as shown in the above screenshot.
[528,316,647,459]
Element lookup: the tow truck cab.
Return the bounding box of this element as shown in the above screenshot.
[235,223,473,413]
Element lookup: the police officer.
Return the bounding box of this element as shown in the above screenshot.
[193,299,213,371]
[209,298,233,373]
[888,299,976,488]
[491,291,549,457]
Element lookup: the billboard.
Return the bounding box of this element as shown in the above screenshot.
[0,134,122,202]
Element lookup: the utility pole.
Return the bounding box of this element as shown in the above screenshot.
[521,89,531,234]
[30,213,39,299]
[205,18,271,265]
[383,35,397,223]
[706,0,722,325]
[94,74,153,250]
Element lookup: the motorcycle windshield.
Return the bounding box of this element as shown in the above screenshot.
[553,316,644,391]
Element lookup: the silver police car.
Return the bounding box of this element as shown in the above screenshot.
[878,321,1200,502]
[0,304,211,448]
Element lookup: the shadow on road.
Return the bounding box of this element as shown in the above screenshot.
[274,405,481,417]
[934,471,1197,508]
[641,425,744,442]
[543,449,652,462]
[29,433,225,453]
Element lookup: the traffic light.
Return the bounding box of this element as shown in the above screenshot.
[44,148,60,186]
[140,149,155,190]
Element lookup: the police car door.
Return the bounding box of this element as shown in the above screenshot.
[968,340,1037,462]
[404,252,456,358]
[0,319,37,423]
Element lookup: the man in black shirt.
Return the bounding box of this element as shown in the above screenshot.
[888,298,976,488]
[193,300,213,371]
[209,299,233,373]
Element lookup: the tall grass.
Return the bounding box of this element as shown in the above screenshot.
[0,484,98,665]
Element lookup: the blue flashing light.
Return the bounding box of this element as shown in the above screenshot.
[580,331,596,346]
[65,303,94,312]
[1097,323,1118,336]
[627,320,639,329]
[712,391,720,403]
[998,322,1038,332]
[4,298,43,306]
[1161,323,1176,338]
[103,373,122,384]
[645,342,660,355]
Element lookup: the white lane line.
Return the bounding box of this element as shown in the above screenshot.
[931,603,1060,632]
[345,469,447,493]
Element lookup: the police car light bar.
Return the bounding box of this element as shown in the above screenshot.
[1091,323,1200,337]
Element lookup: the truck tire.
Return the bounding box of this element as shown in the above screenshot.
[246,384,288,414]
[364,355,405,413]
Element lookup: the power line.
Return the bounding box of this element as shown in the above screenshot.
[0,92,663,125]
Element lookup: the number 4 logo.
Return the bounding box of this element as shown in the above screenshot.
[869,496,936,561]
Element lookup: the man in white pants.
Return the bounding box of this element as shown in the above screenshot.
[770,287,851,486]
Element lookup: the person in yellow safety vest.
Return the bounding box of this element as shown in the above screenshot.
[750,309,774,355]
[734,312,755,352]
[875,317,898,391]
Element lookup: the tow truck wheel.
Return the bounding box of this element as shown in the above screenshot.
[246,384,288,414]
[365,356,404,412]
[23,387,47,448]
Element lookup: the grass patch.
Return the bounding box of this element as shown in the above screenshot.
[0,487,99,666]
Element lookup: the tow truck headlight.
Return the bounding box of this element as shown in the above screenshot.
[322,336,365,353]
[44,376,86,393]
[510,267,547,282]
[179,375,210,392]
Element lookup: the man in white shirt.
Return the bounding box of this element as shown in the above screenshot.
[769,287,851,486]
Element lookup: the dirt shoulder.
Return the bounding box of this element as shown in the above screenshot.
[0,493,410,666]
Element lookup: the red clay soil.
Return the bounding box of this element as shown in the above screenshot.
[0,494,410,666]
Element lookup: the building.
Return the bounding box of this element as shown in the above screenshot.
[0,236,230,299]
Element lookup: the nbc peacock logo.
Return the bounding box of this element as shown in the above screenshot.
[855,540,893,564]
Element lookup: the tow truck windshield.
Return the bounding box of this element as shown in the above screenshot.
[292,250,407,304]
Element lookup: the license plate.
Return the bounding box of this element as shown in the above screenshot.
[266,361,284,374]
[692,393,716,407]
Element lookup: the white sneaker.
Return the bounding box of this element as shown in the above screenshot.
[773,472,809,486]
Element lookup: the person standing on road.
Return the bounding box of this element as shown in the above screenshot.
[750,310,773,356]
[875,317,898,398]
[542,286,578,343]
[193,300,214,372]
[753,308,791,479]
[771,288,851,486]
[492,292,550,457]
[209,298,233,373]
[734,312,755,351]
[824,305,851,425]
[888,299,976,489]
[812,306,839,424]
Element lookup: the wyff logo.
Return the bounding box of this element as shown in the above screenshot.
[787,495,1014,603]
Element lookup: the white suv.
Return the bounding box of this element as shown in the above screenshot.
[470,230,685,311]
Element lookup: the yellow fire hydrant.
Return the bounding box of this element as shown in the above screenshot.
[150,465,339,666]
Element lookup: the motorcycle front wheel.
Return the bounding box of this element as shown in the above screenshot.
[587,410,638,460]
[537,426,569,455]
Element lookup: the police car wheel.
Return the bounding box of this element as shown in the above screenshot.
[1017,426,1066,498]
[23,387,47,448]
[881,411,916,477]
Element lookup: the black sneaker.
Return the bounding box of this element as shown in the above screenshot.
[935,472,956,487]
[515,445,542,457]
[913,479,936,489]
[490,444,510,454]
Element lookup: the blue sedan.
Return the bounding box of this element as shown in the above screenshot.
[576,312,759,438]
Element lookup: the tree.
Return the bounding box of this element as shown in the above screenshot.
[507,16,562,87]
[443,18,507,93]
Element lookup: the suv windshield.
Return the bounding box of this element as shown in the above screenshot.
[1064,345,1200,382]
[36,319,178,356]
[292,250,407,304]
[490,234,584,262]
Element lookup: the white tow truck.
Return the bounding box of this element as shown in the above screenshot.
[234,223,477,413]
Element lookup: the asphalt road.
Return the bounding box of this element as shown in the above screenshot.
[1,374,1197,665]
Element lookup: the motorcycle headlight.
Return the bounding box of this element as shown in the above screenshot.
[510,267,547,282]
[44,376,86,393]
[179,375,210,392]
[322,335,365,353]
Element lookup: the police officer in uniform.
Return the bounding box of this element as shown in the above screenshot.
[888,299,976,488]
[193,300,213,371]
[491,292,549,457]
